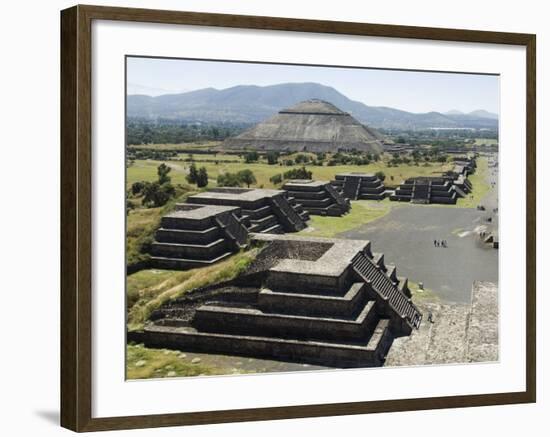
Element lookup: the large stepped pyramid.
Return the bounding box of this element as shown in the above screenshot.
[283,179,350,216]
[134,234,422,368]
[331,173,388,201]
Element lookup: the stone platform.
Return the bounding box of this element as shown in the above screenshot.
[331,173,388,201]
[188,188,309,233]
[133,234,422,368]
[151,204,248,270]
[283,179,350,216]
[390,177,458,205]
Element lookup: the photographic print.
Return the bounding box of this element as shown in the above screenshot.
[125,57,499,379]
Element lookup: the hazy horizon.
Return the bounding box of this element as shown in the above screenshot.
[127,57,499,115]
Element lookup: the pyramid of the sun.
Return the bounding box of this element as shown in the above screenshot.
[223,99,385,153]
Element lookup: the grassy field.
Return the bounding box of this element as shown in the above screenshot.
[300,199,394,238]
[473,138,498,146]
[128,141,222,151]
[127,250,257,331]
[455,157,490,208]
[127,157,452,190]
[127,344,225,379]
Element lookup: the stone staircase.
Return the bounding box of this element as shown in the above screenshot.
[343,176,361,200]
[351,252,422,329]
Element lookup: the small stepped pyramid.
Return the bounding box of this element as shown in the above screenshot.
[137,234,421,368]
[151,204,249,270]
[188,188,308,234]
[283,179,350,216]
[331,173,387,201]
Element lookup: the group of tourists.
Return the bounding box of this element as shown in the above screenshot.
[433,239,448,248]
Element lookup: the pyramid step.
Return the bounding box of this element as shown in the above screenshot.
[258,282,368,318]
[135,323,393,368]
[193,300,378,342]
[151,238,228,260]
[249,214,278,230]
[260,223,284,234]
[155,226,221,245]
[241,205,271,220]
[150,251,234,270]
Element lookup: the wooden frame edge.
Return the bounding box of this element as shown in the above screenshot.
[60,4,537,432]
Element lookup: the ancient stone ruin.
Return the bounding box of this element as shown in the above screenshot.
[390,177,458,204]
[134,234,422,368]
[282,179,351,216]
[150,204,249,270]
[331,172,388,201]
[187,187,309,233]
[223,99,385,153]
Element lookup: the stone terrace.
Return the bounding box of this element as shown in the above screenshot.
[134,234,422,368]
[331,173,388,201]
[151,204,249,270]
[390,177,458,205]
[283,179,350,216]
[188,188,309,234]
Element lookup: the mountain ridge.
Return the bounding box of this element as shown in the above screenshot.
[127,82,498,130]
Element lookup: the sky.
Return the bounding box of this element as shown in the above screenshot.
[127,57,499,115]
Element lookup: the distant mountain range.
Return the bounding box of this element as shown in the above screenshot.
[127,82,498,130]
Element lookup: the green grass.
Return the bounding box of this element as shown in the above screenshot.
[127,344,224,379]
[473,138,498,146]
[127,158,452,190]
[128,141,222,151]
[455,157,491,208]
[126,187,197,267]
[126,250,257,331]
[300,199,394,238]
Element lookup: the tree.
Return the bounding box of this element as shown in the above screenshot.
[131,181,145,196]
[244,151,259,163]
[196,167,209,188]
[375,171,386,181]
[269,174,283,185]
[266,151,279,165]
[186,162,198,184]
[217,172,242,187]
[157,163,172,185]
[283,166,312,180]
[141,182,175,208]
[237,169,257,188]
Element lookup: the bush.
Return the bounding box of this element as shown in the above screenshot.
[196,167,209,188]
[131,181,145,196]
[375,171,386,181]
[244,151,259,163]
[186,162,198,184]
[217,172,242,187]
[283,166,312,180]
[266,151,279,165]
[141,182,176,208]
[269,174,283,185]
[237,169,256,187]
